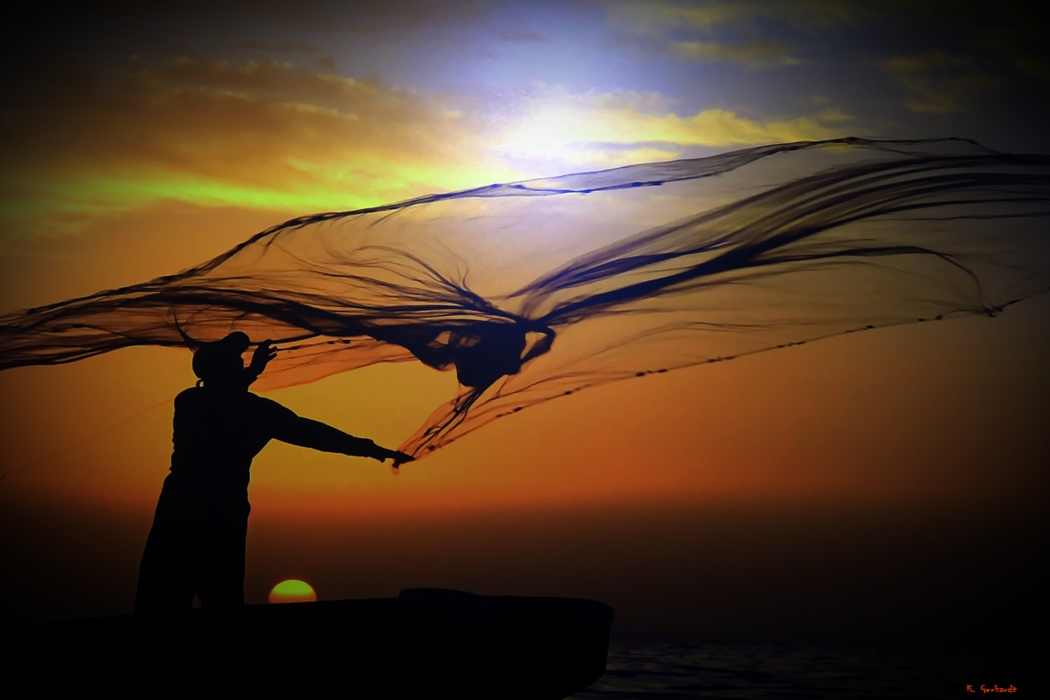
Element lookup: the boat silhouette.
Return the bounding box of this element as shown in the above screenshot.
[16,588,614,698]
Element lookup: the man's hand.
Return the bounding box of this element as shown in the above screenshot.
[370,445,415,466]
[247,339,277,381]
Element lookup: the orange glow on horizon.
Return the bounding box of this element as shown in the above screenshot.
[2,191,1047,539]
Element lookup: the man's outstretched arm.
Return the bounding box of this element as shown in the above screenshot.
[248,344,412,464]
[273,414,412,463]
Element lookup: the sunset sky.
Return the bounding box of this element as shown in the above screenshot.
[0,1,1046,636]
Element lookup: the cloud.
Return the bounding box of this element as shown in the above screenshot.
[609,0,858,33]
[0,39,858,241]
[495,87,852,164]
[880,50,997,113]
[670,39,800,67]
[881,50,975,75]
[614,1,1050,86]
[586,107,849,146]
[605,1,853,68]
[0,56,514,238]
[12,1,485,35]
[964,4,1050,81]
[234,41,324,53]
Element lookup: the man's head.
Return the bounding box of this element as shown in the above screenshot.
[192,331,251,389]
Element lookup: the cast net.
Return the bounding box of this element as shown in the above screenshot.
[2,137,1048,457]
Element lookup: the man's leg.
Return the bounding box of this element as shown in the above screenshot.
[134,518,195,614]
[195,518,247,611]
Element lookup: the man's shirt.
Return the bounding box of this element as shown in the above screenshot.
[156,386,296,521]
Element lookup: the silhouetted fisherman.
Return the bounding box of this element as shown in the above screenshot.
[135,331,412,614]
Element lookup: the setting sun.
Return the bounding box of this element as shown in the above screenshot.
[269,580,318,604]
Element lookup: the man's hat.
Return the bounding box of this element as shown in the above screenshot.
[191,331,251,381]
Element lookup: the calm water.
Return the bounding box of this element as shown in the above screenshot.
[569,635,1040,699]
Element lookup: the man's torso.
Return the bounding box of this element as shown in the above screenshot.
[157,387,293,521]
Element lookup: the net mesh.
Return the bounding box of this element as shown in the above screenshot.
[2,137,1048,457]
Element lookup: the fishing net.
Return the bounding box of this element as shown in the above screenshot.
[2,137,1048,457]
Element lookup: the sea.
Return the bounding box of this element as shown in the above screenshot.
[568,635,1040,699]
